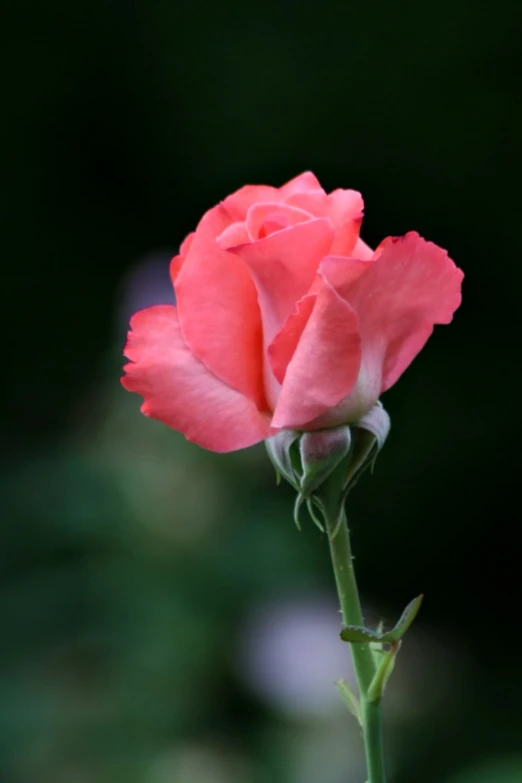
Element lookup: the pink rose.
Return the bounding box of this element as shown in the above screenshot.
[122,172,463,452]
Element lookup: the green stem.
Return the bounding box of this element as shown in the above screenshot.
[327,509,375,691]
[361,699,386,783]
[322,472,387,783]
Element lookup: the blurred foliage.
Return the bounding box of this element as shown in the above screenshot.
[2,0,522,780]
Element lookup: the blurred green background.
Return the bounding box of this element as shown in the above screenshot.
[2,1,521,781]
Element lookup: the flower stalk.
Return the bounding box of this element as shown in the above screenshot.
[322,463,386,783]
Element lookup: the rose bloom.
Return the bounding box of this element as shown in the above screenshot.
[122,173,463,452]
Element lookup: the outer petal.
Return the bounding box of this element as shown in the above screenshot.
[279,171,323,197]
[320,254,372,290]
[170,232,195,284]
[270,278,361,429]
[352,236,374,260]
[380,322,435,391]
[122,305,271,452]
[325,231,464,394]
[229,218,334,345]
[268,294,316,385]
[175,205,266,410]
[179,233,195,255]
[325,189,364,254]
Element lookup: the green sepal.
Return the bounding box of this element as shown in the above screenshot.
[334,678,362,726]
[306,497,325,533]
[293,493,304,531]
[299,427,352,497]
[265,430,301,491]
[341,402,391,495]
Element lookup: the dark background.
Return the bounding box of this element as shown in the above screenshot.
[2,1,521,781]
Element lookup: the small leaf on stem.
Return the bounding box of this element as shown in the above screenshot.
[379,595,424,643]
[340,596,423,646]
[334,678,362,726]
[367,641,401,703]
[340,626,382,643]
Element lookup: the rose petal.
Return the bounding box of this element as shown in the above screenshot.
[246,202,314,241]
[279,171,323,196]
[216,221,250,250]
[286,188,364,255]
[268,294,316,385]
[270,278,361,429]
[170,232,195,283]
[326,189,364,254]
[179,232,195,256]
[221,172,322,222]
[380,322,436,391]
[122,305,271,452]
[229,218,334,346]
[175,205,266,409]
[222,184,279,221]
[352,237,374,260]
[320,254,372,290]
[325,231,464,393]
